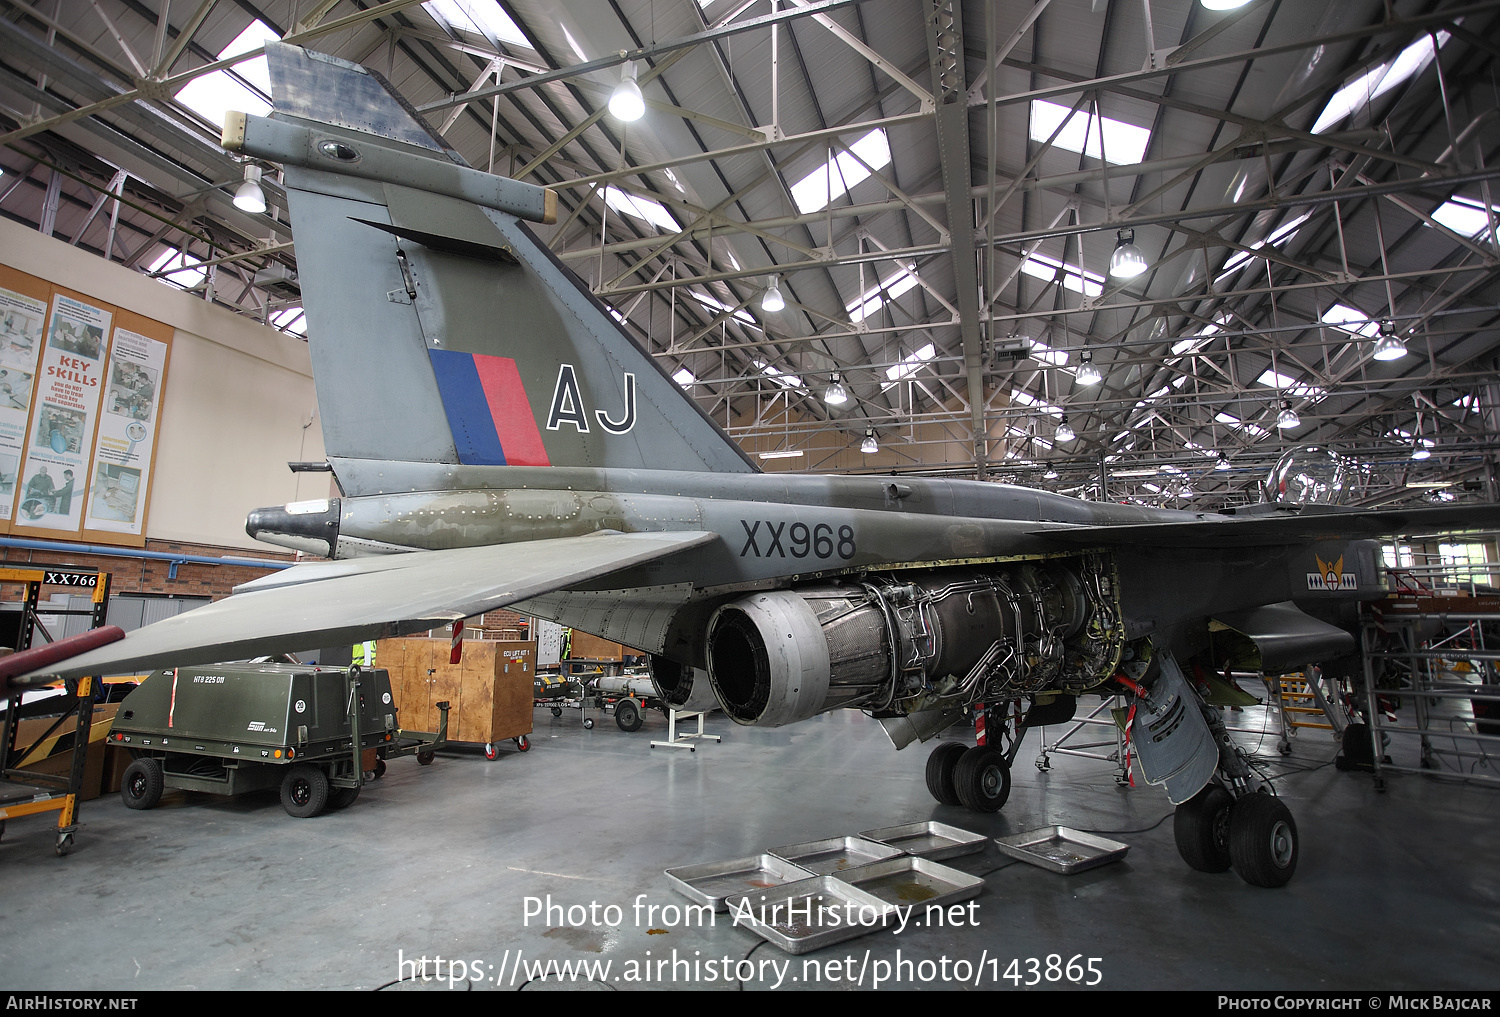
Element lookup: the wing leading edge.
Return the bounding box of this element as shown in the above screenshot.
[20,530,716,682]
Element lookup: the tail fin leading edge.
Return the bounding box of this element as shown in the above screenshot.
[238,43,756,489]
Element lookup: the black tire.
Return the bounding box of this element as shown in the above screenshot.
[416,749,436,766]
[583,718,595,730]
[953,745,1012,812]
[328,784,360,810]
[121,758,164,810]
[1337,722,1374,771]
[280,763,330,818]
[551,706,563,717]
[1173,784,1234,872]
[1228,792,1299,888]
[616,701,643,732]
[373,758,387,779]
[924,742,968,806]
[484,743,499,760]
[55,832,73,856]
[514,735,530,752]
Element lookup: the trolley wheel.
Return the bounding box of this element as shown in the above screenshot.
[416,749,436,766]
[328,784,360,810]
[281,763,330,818]
[514,735,530,752]
[616,700,643,732]
[55,832,73,857]
[373,758,387,779]
[583,718,595,729]
[551,706,563,717]
[484,742,499,761]
[953,745,1012,813]
[924,741,968,806]
[121,758,164,810]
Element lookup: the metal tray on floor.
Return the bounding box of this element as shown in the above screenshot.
[835,855,984,910]
[994,826,1129,874]
[664,854,817,911]
[859,821,987,861]
[736,874,896,955]
[768,835,904,875]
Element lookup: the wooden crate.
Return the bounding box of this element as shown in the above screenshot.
[375,638,535,744]
[569,631,624,661]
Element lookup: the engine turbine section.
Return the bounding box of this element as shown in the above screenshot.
[704,557,1123,727]
[648,655,721,713]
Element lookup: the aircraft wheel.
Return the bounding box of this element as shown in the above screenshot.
[924,742,968,806]
[416,749,436,765]
[281,763,330,818]
[121,758,164,810]
[616,701,643,732]
[953,745,1011,813]
[551,707,563,717]
[328,784,360,810]
[484,743,499,761]
[514,735,530,752]
[1229,792,1298,888]
[1173,784,1233,872]
[583,718,595,730]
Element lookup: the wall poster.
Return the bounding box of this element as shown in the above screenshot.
[83,322,169,537]
[0,284,48,521]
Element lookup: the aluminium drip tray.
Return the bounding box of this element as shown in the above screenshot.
[858,821,987,861]
[767,835,904,875]
[993,826,1129,875]
[664,854,816,912]
[834,855,985,910]
[733,874,897,955]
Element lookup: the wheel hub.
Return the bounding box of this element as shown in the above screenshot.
[291,781,311,806]
[1269,820,1294,867]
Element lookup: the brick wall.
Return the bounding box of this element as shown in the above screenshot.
[0,539,298,601]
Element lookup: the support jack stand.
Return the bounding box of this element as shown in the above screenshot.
[650,709,721,752]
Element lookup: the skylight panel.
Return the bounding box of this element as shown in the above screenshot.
[174,20,277,125]
[1011,389,1063,418]
[1217,211,1313,279]
[885,343,936,383]
[1028,99,1151,165]
[270,308,306,336]
[1216,411,1269,439]
[753,360,803,389]
[789,129,891,214]
[1028,339,1070,370]
[147,248,205,289]
[692,291,756,326]
[1430,196,1499,242]
[846,267,918,323]
[1019,252,1104,297]
[673,367,696,388]
[602,186,679,232]
[1312,32,1450,134]
[1321,303,1379,338]
[424,1,529,48]
[1257,370,1326,401]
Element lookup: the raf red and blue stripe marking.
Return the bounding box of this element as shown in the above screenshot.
[428,350,551,466]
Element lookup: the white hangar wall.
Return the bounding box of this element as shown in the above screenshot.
[0,217,326,553]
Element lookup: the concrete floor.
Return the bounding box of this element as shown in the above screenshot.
[2,697,1498,992]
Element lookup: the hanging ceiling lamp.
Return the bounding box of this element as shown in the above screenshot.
[1108,228,1148,279]
[823,372,849,406]
[233,164,267,214]
[608,61,645,121]
[1055,415,1075,443]
[1372,318,1407,361]
[1276,400,1300,430]
[761,274,785,313]
[860,429,878,454]
[1075,351,1101,386]
[1043,466,1059,480]
[1214,453,1231,471]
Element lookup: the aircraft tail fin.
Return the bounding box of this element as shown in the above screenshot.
[227,44,756,491]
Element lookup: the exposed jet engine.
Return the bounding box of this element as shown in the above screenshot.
[704,556,1123,726]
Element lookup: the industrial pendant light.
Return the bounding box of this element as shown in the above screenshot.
[761,274,785,313]
[1055,415,1075,443]
[860,429,878,454]
[1214,453,1231,471]
[1372,319,1407,361]
[1108,228,1148,279]
[608,61,645,121]
[1075,351,1101,386]
[824,373,849,406]
[1276,400,1300,430]
[1043,466,1059,480]
[234,164,267,214]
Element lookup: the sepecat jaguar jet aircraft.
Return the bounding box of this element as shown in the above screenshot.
[23,43,1499,888]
